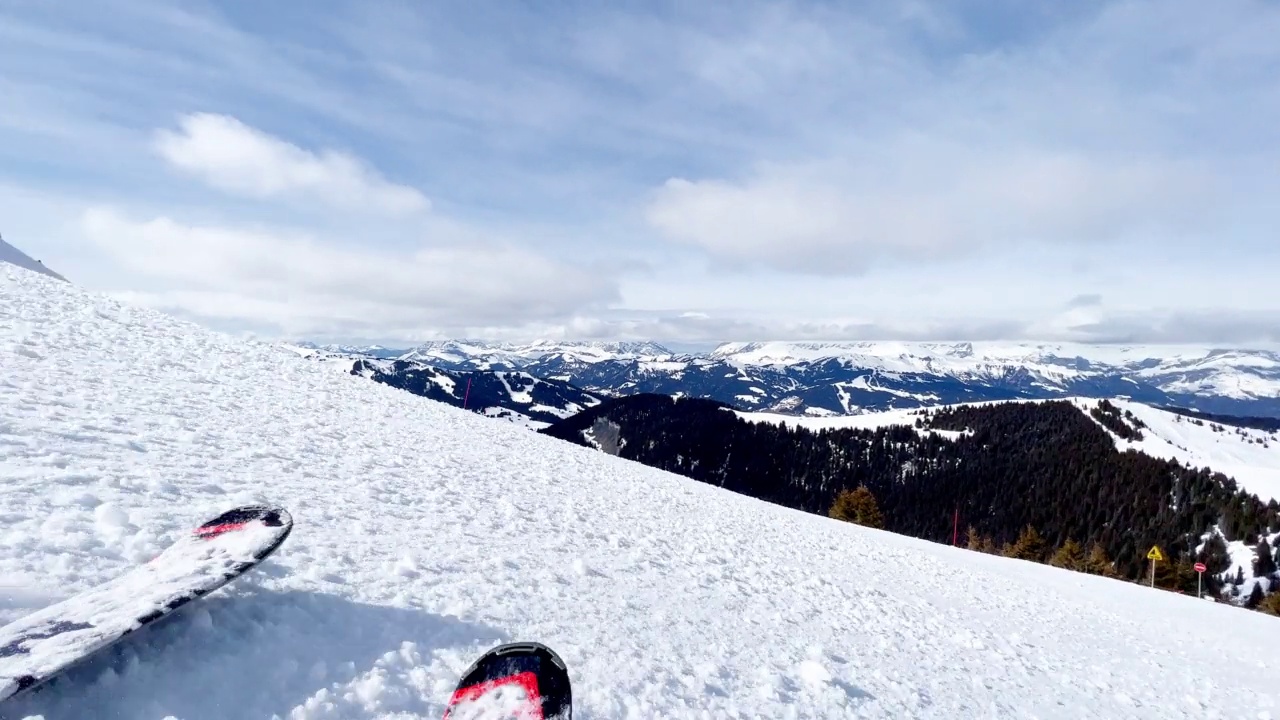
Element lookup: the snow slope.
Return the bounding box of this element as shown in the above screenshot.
[0,237,65,282]
[3,263,1280,719]
[1068,398,1280,503]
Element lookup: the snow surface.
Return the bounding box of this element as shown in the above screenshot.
[0,238,64,282]
[3,263,1280,718]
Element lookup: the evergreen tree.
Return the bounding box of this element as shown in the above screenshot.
[1254,537,1277,577]
[1085,543,1118,577]
[828,486,884,529]
[965,525,981,551]
[1049,538,1086,571]
[1234,566,1245,585]
[1197,533,1232,576]
[1245,582,1265,609]
[1010,525,1048,562]
[1171,557,1199,594]
[1261,589,1280,616]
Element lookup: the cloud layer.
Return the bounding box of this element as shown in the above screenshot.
[80,205,616,338]
[154,113,429,214]
[646,149,1209,273]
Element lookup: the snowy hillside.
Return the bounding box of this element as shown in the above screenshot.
[1069,398,1280,503]
[4,263,1280,718]
[741,397,1280,503]
[0,236,65,282]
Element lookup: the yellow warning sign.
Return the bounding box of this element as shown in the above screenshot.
[1147,545,1164,562]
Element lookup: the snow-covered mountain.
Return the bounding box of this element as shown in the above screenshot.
[0,235,65,281]
[284,344,600,428]
[351,358,600,429]
[322,339,1280,418]
[7,246,1280,717]
[290,341,404,359]
[398,340,671,370]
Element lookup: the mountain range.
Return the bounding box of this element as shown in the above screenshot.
[304,339,1280,419]
[284,344,601,427]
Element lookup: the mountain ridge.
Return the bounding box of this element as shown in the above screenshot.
[310,339,1280,418]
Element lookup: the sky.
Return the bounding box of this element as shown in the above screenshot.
[2,0,1279,348]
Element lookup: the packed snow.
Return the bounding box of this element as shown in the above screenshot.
[3,265,1280,719]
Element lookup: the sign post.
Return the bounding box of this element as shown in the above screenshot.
[1147,545,1164,588]
[1194,561,1207,598]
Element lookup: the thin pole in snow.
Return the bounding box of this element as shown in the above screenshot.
[953,506,959,546]
[463,376,472,409]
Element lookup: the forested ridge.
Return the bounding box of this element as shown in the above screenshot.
[541,395,1280,611]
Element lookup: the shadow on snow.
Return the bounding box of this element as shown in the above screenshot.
[5,585,508,719]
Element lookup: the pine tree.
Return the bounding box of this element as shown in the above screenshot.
[1261,589,1280,616]
[965,525,981,551]
[1245,582,1265,609]
[1010,525,1048,562]
[1085,543,1118,577]
[1254,538,1277,578]
[1169,556,1199,594]
[828,486,884,529]
[1049,538,1087,571]
[1234,566,1246,585]
[1197,533,1232,576]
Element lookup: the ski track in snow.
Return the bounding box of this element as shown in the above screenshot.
[2,265,1280,719]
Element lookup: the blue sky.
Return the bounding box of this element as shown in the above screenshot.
[2,0,1278,346]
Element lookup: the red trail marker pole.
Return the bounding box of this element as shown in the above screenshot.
[462,376,472,409]
[953,507,959,546]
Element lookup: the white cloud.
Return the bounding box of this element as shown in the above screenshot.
[153,113,430,214]
[646,144,1211,274]
[79,207,617,336]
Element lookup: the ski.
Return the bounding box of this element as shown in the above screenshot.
[444,641,572,719]
[0,504,292,702]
